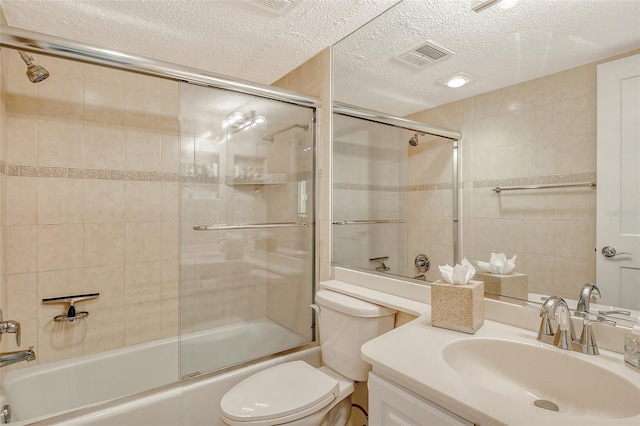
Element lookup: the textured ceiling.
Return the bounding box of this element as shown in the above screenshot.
[2,0,639,118]
[0,0,398,85]
[334,0,640,116]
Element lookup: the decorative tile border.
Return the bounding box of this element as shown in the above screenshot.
[68,168,111,180]
[333,182,405,192]
[7,164,313,185]
[6,164,593,191]
[7,165,19,176]
[19,166,67,178]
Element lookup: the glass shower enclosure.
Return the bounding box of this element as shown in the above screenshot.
[180,83,315,378]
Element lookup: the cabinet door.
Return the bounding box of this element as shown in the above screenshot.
[369,373,473,426]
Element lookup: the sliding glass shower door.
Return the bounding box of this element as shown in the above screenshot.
[332,113,408,276]
[179,83,315,378]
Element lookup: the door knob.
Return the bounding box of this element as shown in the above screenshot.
[415,254,430,272]
[601,246,631,258]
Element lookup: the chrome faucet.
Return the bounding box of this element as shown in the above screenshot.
[534,298,556,345]
[576,283,601,317]
[540,296,576,350]
[0,309,21,346]
[369,256,391,272]
[0,347,36,368]
[531,296,616,355]
[0,309,37,368]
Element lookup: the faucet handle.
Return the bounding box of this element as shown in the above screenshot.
[553,305,576,350]
[575,317,616,355]
[0,320,21,347]
[523,302,555,342]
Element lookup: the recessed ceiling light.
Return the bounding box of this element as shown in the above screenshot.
[437,72,477,88]
[472,0,519,13]
[497,0,520,9]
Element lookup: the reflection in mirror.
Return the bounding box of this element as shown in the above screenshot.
[332,107,461,281]
[332,0,640,324]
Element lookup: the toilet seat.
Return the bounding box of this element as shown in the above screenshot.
[220,361,339,426]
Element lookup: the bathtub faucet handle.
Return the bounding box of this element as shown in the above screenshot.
[0,320,21,347]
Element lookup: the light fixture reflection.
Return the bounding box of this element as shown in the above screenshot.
[222,111,266,132]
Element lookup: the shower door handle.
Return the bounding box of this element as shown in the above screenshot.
[194,222,309,231]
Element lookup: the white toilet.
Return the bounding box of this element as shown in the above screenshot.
[220,289,397,426]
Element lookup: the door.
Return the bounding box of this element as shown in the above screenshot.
[596,54,640,310]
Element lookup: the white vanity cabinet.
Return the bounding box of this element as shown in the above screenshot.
[368,373,474,426]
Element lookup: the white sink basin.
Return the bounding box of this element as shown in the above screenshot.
[442,338,640,419]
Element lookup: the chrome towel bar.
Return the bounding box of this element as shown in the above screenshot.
[194,222,309,231]
[332,219,405,225]
[492,181,596,193]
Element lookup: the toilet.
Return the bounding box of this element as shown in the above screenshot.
[220,289,397,426]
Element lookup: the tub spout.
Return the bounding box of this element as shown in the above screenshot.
[0,346,36,368]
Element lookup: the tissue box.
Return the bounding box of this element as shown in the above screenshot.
[431,280,484,334]
[475,272,528,301]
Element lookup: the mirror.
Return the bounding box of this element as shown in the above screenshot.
[332,0,640,323]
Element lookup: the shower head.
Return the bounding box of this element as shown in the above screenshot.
[18,51,50,83]
[409,134,420,146]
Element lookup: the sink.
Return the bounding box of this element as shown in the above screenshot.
[442,338,640,419]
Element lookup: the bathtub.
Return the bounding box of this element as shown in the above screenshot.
[0,318,310,425]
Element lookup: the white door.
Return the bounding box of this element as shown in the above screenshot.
[596,54,640,310]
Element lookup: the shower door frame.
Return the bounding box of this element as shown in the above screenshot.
[0,25,319,108]
[1,23,320,372]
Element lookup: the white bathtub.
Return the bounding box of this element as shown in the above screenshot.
[1,318,310,425]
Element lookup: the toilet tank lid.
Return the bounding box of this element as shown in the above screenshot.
[315,290,397,318]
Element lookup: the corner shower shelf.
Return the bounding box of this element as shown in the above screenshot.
[226,174,288,186]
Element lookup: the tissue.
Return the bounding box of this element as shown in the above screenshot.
[438,258,476,285]
[475,252,517,275]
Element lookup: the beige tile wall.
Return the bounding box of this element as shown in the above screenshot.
[0,50,180,368]
[273,47,332,283]
[406,53,639,299]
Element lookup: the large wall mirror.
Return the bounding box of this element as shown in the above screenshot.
[332,0,640,324]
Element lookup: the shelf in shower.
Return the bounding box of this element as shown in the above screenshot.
[226,174,288,186]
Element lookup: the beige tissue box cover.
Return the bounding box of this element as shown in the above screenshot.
[431,280,484,334]
[475,272,528,301]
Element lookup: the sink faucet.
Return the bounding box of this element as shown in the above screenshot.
[576,283,601,317]
[0,347,36,368]
[540,297,576,350]
[532,296,616,355]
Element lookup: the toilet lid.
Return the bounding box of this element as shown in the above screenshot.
[220,361,339,423]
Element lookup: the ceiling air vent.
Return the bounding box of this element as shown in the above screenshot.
[245,0,299,15]
[395,40,455,69]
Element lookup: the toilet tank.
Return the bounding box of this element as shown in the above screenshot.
[315,290,396,381]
